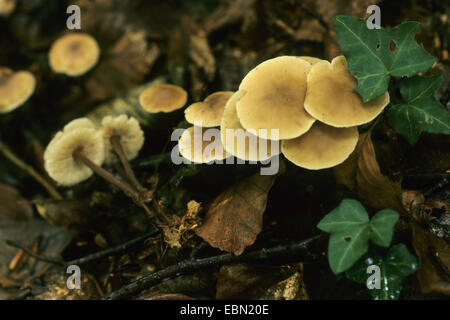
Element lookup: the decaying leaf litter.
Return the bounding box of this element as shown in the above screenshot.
[0,0,449,300]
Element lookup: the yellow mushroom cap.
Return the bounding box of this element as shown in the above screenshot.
[298,56,323,65]
[304,55,390,127]
[49,33,100,77]
[221,91,280,161]
[236,56,315,140]
[139,84,188,113]
[0,68,35,113]
[44,127,105,186]
[185,91,234,127]
[178,126,230,163]
[64,117,96,132]
[0,0,16,17]
[46,117,97,152]
[100,115,144,165]
[281,122,359,170]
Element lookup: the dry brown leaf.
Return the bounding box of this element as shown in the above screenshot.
[86,30,160,101]
[333,132,406,215]
[139,292,194,300]
[195,173,277,255]
[0,183,33,225]
[260,270,309,300]
[31,271,101,300]
[412,222,450,295]
[182,15,216,82]
[216,264,281,300]
[204,0,257,34]
[33,199,92,230]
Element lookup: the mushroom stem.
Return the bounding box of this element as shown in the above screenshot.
[110,135,145,192]
[73,147,137,199]
[72,147,155,219]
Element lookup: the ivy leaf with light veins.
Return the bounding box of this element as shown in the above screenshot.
[387,75,450,145]
[335,15,435,102]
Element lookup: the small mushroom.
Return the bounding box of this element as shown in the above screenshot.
[0,68,36,113]
[220,91,280,161]
[49,33,100,77]
[304,55,390,127]
[281,121,359,170]
[44,127,105,186]
[236,56,315,140]
[178,126,230,163]
[100,115,145,192]
[139,84,187,113]
[63,117,96,132]
[185,91,234,127]
[0,0,16,17]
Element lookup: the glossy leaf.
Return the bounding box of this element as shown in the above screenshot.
[346,244,418,300]
[387,76,450,145]
[335,16,434,102]
[369,209,399,247]
[318,199,399,274]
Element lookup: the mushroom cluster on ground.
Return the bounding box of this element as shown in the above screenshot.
[178,91,232,163]
[173,55,389,169]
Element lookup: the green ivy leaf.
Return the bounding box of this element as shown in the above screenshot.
[346,244,418,300]
[387,76,450,145]
[369,209,399,247]
[335,15,435,102]
[317,199,399,274]
[317,199,369,233]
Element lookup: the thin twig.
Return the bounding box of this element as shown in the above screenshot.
[0,140,62,200]
[6,229,160,268]
[103,234,324,300]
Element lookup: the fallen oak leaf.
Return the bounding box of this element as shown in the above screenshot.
[412,222,450,295]
[195,172,277,255]
[0,183,33,225]
[333,132,406,215]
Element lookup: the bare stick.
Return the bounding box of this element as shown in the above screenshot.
[0,140,62,200]
[6,229,160,268]
[103,234,324,300]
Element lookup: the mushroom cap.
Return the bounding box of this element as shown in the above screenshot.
[0,68,36,113]
[185,91,234,127]
[304,55,390,127]
[64,117,96,132]
[298,56,323,65]
[49,33,100,77]
[220,91,280,161]
[46,118,97,152]
[139,84,187,113]
[236,56,315,140]
[178,126,230,163]
[44,127,105,186]
[0,0,16,17]
[100,115,144,165]
[281,121,359,170]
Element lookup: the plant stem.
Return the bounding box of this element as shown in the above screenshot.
[110,135,144,192]
[0,139,62,200]
[73,147,138,198]
[72,148,156,218]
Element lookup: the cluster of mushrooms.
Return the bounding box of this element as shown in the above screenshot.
[1,33,100,113]
[43,115,159,216]
[168,55,389,169]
